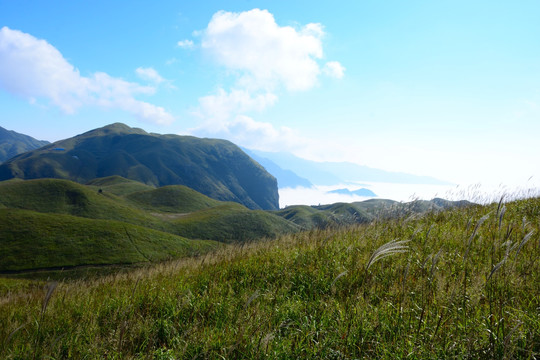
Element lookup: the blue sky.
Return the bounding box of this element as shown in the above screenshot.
[1,0,539,192]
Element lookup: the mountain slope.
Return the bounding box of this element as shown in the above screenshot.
[0,123,279,210]
[0,126,49,163]
[242,148,312,188]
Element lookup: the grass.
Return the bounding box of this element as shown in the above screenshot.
[1,177,462,274]
[1,194,539,358]
[0,208,220,271]
[0,178,299,273]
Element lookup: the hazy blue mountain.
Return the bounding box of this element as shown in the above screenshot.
[0,123,279,210]
[246,149,451,186]
[242,148,312,188]
[328,188,377,197]
[0,126,49,163]
[317,161,451,185]
[246,149,343,185]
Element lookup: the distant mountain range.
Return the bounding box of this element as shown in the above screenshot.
[328,188,376,197]
[245,149,451,188]
[243,148,313,188]
[0,123,279,210]
[0,126,49,163]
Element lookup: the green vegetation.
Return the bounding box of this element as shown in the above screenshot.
[0,177,471,274]
[86,175,155,196]
[0,177,299,273]
[0,208,219,271]
[125,184,222,213]
[0,126,49,163]
[1,195,539,358]
[274,198,470,230]
[0,123,279,210]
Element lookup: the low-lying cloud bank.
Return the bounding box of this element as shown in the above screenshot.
[278,181,540,208]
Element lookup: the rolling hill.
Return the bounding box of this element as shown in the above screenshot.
[273,197,471,229]
[0,177,298,272]
[0,123,279,210]
[0,176,469,273]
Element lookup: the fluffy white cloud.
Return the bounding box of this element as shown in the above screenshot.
[201,9,342,91]
[323,61,346,79]
[191,10,345,153]
[190,88,306,151]
[135,67,165,84]
[191,113,306,152]
[177,39,194,49]
[0,26,174,124]
[196,88,277,129]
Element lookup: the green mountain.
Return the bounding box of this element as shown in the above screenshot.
[0,123,279,210]
[0,126,49,163]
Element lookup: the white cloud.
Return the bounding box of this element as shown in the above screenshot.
[135,67,165,84]
[190,88,306,151]
[191,113,306,152]
[323,61,345,79]
[196,88,277,128]
[279,185,375,208]
[0,26,174,125]
[190,10,345,154]
[201,9,341,91]
[177,39,194,49]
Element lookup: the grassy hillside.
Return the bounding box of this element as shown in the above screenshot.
[86,175,155,196]
[0,177,473,273]
[0,177,300,272]
[274,198,470,230]
[0,178,165,230]
[168,203,301,243]
[0,209,219,272]
[0,123,280,210]
[1,195,538,358]
[125,184,222,213]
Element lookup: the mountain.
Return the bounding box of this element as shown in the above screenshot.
[246,149,451,186]
[328,188,377,197]
[242,148,312,188]
[0,123,279,210]
[0,126,49,163]
[247,150,342,185]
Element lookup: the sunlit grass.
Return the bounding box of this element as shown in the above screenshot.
[1,194,539,359]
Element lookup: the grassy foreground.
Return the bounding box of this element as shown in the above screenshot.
[1,196,539,359]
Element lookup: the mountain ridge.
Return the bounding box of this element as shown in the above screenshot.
[0,126,49,163]
[0,123,279,210]
[246,149,451,187]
